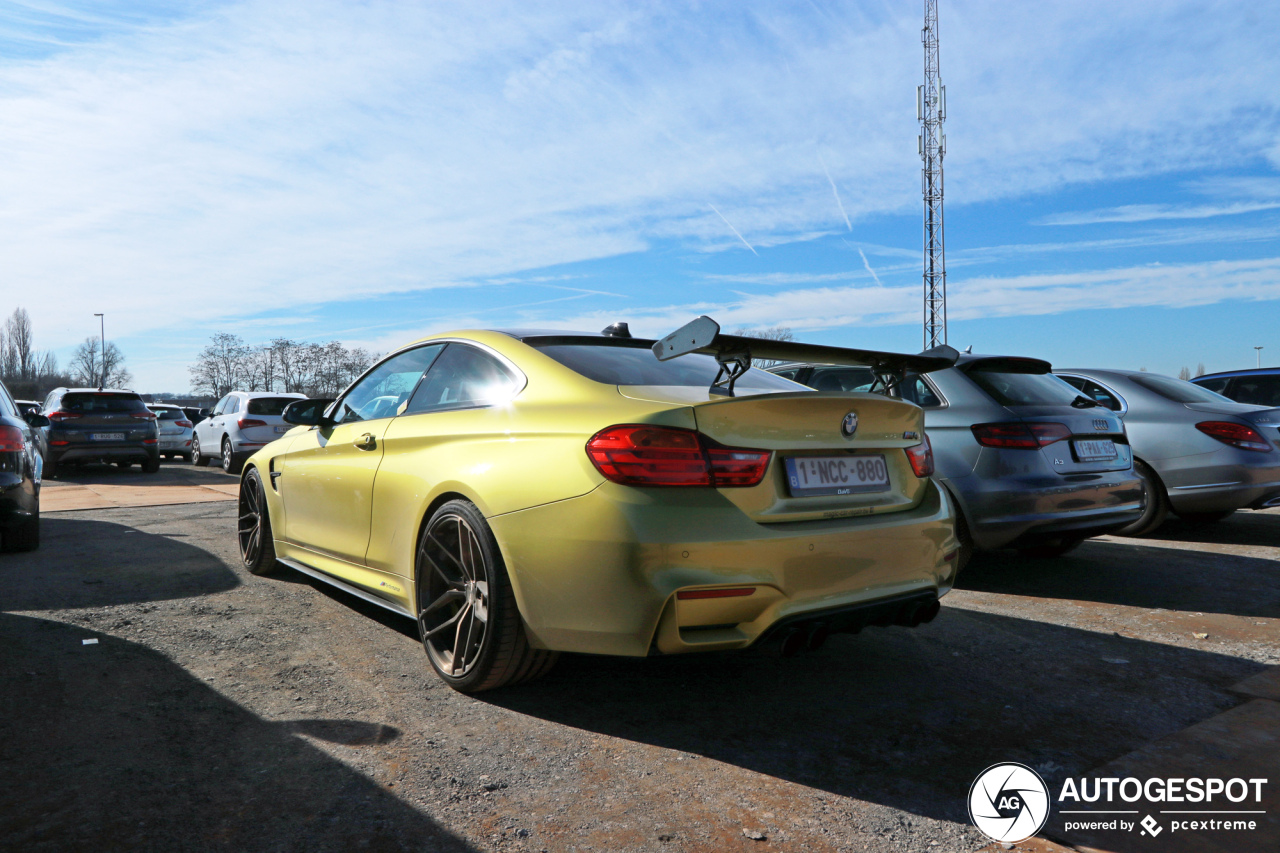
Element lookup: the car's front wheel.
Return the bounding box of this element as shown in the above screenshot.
[416,500,556,693]
[238,468,278,576]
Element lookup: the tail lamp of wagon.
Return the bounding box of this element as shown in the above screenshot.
[971,421,1071,449]
[586,425,771,487]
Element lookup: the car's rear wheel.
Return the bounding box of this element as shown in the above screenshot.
[191,435,208,466]
[1115,460,1168,537]
[142,456,160,473]
[116,461,132,469]
[238,468,278,576]
[222,438,242,474]
[416,500,556,693]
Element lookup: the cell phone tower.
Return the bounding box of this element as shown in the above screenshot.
[918,0,947,349]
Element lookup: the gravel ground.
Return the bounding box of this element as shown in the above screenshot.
[1,497,1276,853]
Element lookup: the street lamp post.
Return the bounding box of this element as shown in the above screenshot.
[94,313,105,389]
[1255,346,1264,369]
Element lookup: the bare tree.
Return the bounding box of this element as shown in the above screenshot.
[189,333,376,397]
[733,326,794,369]
[5,308,34,378]
[1195,362,1206,377]
[188,333,248,397]
[1178,366,1192,381]
[69,337,132,388]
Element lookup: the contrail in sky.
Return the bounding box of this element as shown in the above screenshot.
[709,204,758,255]
[820,154,852,231]
[858,248,884,287]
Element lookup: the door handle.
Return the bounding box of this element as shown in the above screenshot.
[355,433,376,450]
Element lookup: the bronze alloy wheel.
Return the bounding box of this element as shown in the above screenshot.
[416,500,556,692]
[238,468,277,575]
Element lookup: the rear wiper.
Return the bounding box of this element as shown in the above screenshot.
[1071,396,1100,408]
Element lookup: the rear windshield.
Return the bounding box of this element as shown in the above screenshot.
[966,370,1082,407]
[246,397,303,416]
[150,407,185,420]
[532,342,802,393]
[1131,375,1234,404]
[61,392,147,413]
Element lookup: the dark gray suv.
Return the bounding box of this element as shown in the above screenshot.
[36,388,160,476]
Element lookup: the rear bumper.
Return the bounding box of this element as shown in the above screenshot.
[0,471,38,528]
[48,445,158,464]
[943,468,1145,551]
[488,479,958,657]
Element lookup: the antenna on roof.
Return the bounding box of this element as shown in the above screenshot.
[601,322,632,338]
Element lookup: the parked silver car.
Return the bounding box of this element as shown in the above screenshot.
[1055,369,1280,534]
[147,403,194,462]
[192,391,306,473]
[773,354,1145,566]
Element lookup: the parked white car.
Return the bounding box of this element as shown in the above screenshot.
[192,391,306,473]
[147,403,194,461]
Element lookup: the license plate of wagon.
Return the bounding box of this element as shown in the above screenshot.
[784,454,890,498]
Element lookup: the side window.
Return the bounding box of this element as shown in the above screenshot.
[771,368,802,381]
[0,385,16,417]
[900,374,943,408]
[1231,377,1280,407]
[42,391,60,412]
[1082,380,1123,412]
[404,344,521,415]
[212,395,231,415]
[1194,377,1230,395]
[332,344,445,426]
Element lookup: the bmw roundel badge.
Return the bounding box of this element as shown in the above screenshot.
[841,411,858,438]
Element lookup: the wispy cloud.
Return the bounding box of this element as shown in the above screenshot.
[708,205,759,256]
[820,154,852,231]
[1037,202,1280,226]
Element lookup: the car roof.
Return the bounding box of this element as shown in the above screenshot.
[1193,367,1280,380]
[228,391,308,398]
[59,387,139,395]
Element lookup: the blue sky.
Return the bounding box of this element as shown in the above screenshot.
[2,1,1279,392]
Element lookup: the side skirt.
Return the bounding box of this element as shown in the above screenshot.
[275,557,415,620]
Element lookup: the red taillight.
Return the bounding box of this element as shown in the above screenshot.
[131,411,156,420]
[676,587,757,600]
[0,425,24,452]
[971,422,1071,449]
[47,411,81,422]
[1196,421,1272,452]
[50,440,70,446]
[238,418,268,429]
[175,420,193,429]
[143,438,158,445]
[585,425,771,487]
[905,433,934,478]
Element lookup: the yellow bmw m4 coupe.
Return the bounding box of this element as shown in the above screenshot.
[237,317,961,692]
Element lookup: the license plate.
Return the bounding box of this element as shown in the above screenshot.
[90,433,126,441]
[274,425,288,434]
[1073,438,1117,462]
[784,454,890,497]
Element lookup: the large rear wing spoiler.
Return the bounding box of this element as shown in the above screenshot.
[652,315,959,397]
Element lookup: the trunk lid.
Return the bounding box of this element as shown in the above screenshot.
[620,387,931,524]
[1007,403,1132,474]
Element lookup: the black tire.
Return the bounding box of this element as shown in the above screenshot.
[238,468,278,576]
[191,435,208,467]
[949,497,974,575]
[1176,509,1236,525]
[43,457,58,479]
[1017,536,1085,559]
[416,500,556,693]
[221,438,242,475]
[1115,460,1168,537]
[142,456,161,474]
[116,461,132,469]
[2,514,39,553]
[182,453,193,463]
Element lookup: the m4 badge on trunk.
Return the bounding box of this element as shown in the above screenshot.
[841,412,858,438]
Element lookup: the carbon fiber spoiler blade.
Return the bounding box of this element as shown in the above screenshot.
[652,315,958,373]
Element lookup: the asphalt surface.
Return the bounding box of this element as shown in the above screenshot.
[2,462,1277,852]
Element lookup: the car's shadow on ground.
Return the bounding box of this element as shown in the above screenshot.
[1145,509,1280,548]
[43,459,236,487]
[0,516,240,610]
[484,607,1264,826]
[956,534,1280,618]
[0,612,471,853]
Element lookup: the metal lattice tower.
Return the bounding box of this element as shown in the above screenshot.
[918,0,947,349]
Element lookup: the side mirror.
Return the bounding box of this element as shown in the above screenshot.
[25,412,49,428]
[199,408,212,418]
[282,398,335,427]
